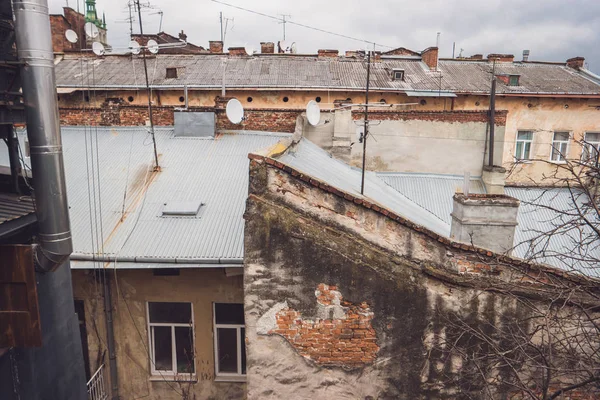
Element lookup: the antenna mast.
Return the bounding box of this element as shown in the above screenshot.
[360,51,371,195]
[135,0,160,170]
[279,14,291,40]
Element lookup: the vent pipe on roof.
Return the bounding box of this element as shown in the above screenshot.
[522,50,530,62]
[13,0,73,272]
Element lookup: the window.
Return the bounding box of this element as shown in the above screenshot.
[147,302,194,376]
[515,131,533,160]
[392,69,405,81]
[582,132,600,163]
[508,75,520,86]
[550,132,569,162]
[166,67,178,79]
[213,303,246,380]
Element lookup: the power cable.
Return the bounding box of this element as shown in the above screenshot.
[211,0,394,49]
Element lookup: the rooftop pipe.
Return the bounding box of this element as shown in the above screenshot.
[13,0,73,272]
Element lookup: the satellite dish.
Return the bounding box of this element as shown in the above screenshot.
[290,42,297,54]
[92,42,105,56]
[244,44,254,56]
[65,29,78,44]
[84,22,99,39]
[129,40,141,55]
[147,39,159,54]
[279,40,288,53]
[306,100,321,126]
[226,98,244,124]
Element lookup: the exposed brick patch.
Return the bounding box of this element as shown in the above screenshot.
[269,284,379,368]
[352,110,508,125]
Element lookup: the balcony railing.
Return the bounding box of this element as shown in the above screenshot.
[87,363,108,400]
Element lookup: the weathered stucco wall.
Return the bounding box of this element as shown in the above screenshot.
[72,268,246,400]
[243,156,600,399]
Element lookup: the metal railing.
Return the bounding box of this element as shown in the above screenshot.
[87,363,109,400]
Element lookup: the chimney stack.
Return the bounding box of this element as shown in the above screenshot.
[318,49,339,58]
[487,54,515,63]
[260,42,274,54]
[209,40,223,53]
[522,50,530,62]
[421,47,438,70]
[566,57,585,70]
[179,30,187,41]
[450,194,519,255]
[228,47,247,56]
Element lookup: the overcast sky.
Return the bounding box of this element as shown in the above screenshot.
[49,0,600,73]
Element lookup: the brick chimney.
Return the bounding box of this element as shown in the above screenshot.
[228,47,247,56]
[318,49,339,58]
[566,56,585,70]
[209,40,223,53]
[487,54,515,62]
[421,47,438,70]
[260,42,274,54]
[468,54,483,60]
[179,30,187,41]
[450,193,519,255]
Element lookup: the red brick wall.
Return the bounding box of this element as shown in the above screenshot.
[421,47,439,70]
[269,283,379,368]
[353,109,508,125]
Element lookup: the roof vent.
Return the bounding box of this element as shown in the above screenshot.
[162,201,203,217]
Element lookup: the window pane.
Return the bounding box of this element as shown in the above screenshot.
[215,303,244,325]
[586,132,600,143]
[523,142,531,159]
[515,142,523,159]
[175,327,194,373]
[217,327,238,373]
[509,75,519,86]
[517,131,533,140]
[554,132,569,141]
[149,302,192,324]
[241,327,246,374]
[153,326,172,371]
[551,146,560,161]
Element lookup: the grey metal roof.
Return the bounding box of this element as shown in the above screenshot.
[1,127,287,267]
[278,139,450,236]
[54,55,600,95]
[0,193,35,225]
[375,172,599,277]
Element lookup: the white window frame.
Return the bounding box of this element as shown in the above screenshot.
[581,132,600,164]
[550,131,570,163]
[213,303,246,382]
[146,302,196,378]
[515,130,533,161]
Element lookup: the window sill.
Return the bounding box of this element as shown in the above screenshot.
[514,160,532,164]
[149,374,197,383]
[549,160,567,164]
[214,375,247,383]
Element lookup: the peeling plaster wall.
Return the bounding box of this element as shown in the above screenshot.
[71,268,246,400]
[243,159,600,399]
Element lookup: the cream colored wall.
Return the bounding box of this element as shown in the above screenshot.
[72,268,246,400]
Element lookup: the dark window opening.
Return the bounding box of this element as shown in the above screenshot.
[420,99,427,106]
[214,303,246,377]
[84,95,90,102]
[392,69,405,81]
[127,96,134,102]
[283,96,289,102]
[166,67,178,79]
[179,96,185,103]
[247,97,253,103]
[508,74,520,86]
[75,300,91,381]
[153,268,180,276]
[379,99,386,104]
[57,95,61,101]
[315,96,321,103]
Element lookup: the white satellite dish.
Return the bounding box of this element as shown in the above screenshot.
[226,98,244,124]
[290,42,297,54]
[278,40,288,53]
[84,22,99,39]
[65,29,78,44]
[306,100,321,126]
[129,40,141,55]
[92,42,105,56]
[244,44,254,56]
[147,39,159,54]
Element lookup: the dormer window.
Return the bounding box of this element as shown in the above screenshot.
[166,67,178,79]
[392,69,405,81]
[508,74,520,86]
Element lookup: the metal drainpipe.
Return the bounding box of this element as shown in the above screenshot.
[12,0,73,272]
[103,274,119,400]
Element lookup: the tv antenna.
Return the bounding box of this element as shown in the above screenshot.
[278,14,291,40]
[149,10,164,32]
[226,99,245,124]
[92,42,105,56]
[84,22,99,39]
[290,42,297,54]
[219,12,234,47]
[65,29,78,44]
[360,51,372,195]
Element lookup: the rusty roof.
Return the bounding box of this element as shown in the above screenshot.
[54,54,600,95]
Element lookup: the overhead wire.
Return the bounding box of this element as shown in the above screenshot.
[211,0,394,49]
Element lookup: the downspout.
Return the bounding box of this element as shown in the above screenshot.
[103,274,119,400]
[12,0,73,272]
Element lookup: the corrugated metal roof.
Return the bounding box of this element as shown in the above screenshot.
[278,139,450,236]
[54,55,600,95]
[0,127,287,266]
[0,193,35,224]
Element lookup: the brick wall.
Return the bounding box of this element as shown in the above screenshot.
[421,47,439,70]
[50,15,70,53]
[353,109,508,125]
[269,283,379,368]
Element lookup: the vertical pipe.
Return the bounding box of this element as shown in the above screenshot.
[184,84,188,109]
[12,0,73,271]
[102,274,118,400]
[5,126,21,194]
[220,12,224,43]
[489,77,496,167]
[360,51,371,195]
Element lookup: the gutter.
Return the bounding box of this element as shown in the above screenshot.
[69,253,243,265]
